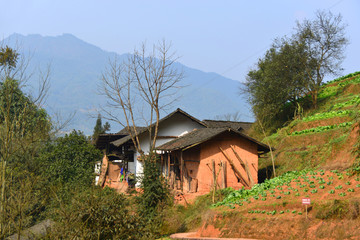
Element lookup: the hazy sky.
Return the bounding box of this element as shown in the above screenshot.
[1,0,359,82]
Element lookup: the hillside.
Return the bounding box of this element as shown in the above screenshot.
[260,71,360,176]
[168,72,360,240]
[2,33,252,134]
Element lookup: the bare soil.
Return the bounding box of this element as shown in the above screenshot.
[187,171,360,239]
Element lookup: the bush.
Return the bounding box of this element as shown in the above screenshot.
[47,186,153,239]
[36,130,101,187]
[315,200,360,220]
[138,153,171,217]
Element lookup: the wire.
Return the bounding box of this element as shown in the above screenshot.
[185,0,346,90]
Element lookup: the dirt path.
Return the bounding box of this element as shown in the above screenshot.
[170,232,257,240]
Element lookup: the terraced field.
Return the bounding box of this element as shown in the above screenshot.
[260,72,360,175]
[191,72,360,239]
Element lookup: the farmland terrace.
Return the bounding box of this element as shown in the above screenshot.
[168,72,360,239]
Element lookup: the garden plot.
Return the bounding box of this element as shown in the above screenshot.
[215,169,360,219]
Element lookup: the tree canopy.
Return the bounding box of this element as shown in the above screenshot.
[36,130,101,187]
[0,46,18,71]
[244,10,348,130]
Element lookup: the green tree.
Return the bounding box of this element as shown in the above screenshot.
[0,46,51,239]
[244,38,308,129]
[244,10,348,130]
[138,154,170,216]
[296,10,348,108]
[37,130,101,187]
[0,46,18,73]
[92,114,110,142]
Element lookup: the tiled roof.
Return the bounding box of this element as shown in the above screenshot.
[117,126,147,135]
[156,127,270,153]
[111,108,206,147]
[202,120,253,132]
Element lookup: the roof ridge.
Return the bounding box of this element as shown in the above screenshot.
[202,119,253,124]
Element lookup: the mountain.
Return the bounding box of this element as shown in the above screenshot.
[2,33,253,134]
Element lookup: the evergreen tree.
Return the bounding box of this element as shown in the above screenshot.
[92,114,110,142]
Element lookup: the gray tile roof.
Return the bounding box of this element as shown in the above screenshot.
[202,120,253,132]
[156,127,270,153]
[111,108,206,147]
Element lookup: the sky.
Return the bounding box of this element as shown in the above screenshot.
[1,0,359,82]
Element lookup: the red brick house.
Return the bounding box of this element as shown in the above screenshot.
[157,128,270,194]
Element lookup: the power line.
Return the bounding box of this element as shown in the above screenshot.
[183,0,346,93]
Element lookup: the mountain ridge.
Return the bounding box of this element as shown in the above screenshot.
[2,33,252,134]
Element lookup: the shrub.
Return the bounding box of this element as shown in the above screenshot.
[36,130,101,187]
[47,187,151,239]
[314,200,360,220]
[138,153,171,217]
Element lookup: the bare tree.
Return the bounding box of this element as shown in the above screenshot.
[296,10,349,108]
[214,111,242,121]
[100,40,183,154]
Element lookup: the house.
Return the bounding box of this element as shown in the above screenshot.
[94,108,270,193]
[156,128,269,193]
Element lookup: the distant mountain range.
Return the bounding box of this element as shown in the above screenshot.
[2,33,253,134]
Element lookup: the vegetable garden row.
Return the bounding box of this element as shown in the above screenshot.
[291,121,353,135]
[215,169,360,213]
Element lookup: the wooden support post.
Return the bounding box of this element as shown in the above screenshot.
[212,159,216,192]
[230,145,254,186]
[180,151,184,192]
[167,153,171,177]
[160,154,164,174]
[212,159,216,203]
[219,147,249,187]
[221,160,226,189]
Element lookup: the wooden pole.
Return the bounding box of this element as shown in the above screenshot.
[219,147,249,187]
[212,160,216,191]
[160,154,164,175]
[180,151,184,192]
[230,145,254,186]
[212,159,216,203]
[221,161,226,189]
[167,153,170,178]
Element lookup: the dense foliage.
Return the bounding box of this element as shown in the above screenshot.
[244,37,309,129]
[138,154,171,216]
[0,47,52,238]
[36,130,101,187]
[0,46,18,70]
[245,11,348,131]
[47,186,154,240]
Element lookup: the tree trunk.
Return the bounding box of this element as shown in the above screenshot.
[312,90,318,109]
